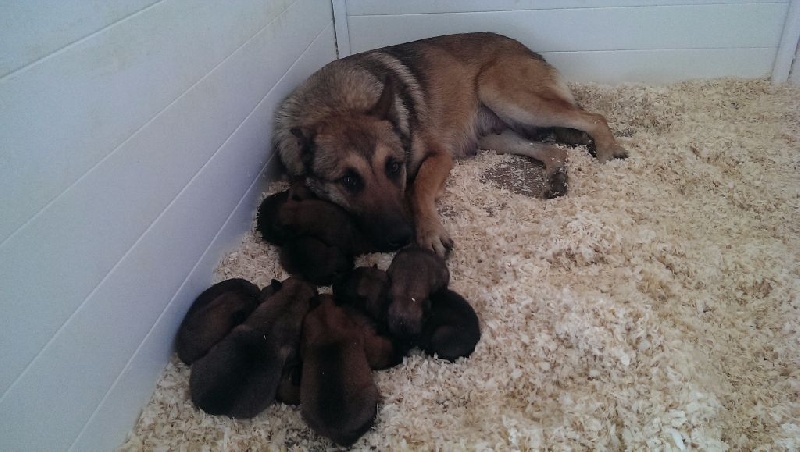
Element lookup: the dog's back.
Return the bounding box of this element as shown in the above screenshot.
[275,32,553,177]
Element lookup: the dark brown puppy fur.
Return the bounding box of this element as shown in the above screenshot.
[259,278,283,300]
[258,183,376,253]
[175,278,261,365]
[255,189,291,245]
[334,266,405,369]
[189,277,316,418]
[279,236,353,286]
[275,32,628,257]
[300,295,380,447]
[420,289,481,361]
[343,305,403,370]
[275,353,302,405]
[332,265,392,321]
[256,183,387,284]
[386,246,450,339]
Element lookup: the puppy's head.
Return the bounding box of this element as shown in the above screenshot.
[284,78,414,251]
[387,295,427,340]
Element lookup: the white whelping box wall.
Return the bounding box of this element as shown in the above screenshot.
[336,0,800,83]
[0,0,336,450]
[0,0,798,450]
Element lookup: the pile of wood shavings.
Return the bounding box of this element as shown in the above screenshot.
[121,79,800,450]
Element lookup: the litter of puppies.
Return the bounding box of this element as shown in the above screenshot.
[175,189,481,446]
[188,277,315,418]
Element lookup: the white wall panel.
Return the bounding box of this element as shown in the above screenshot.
[348,4,787,53]
[346,0,787,15]
[71,25,337,451]
[0,0,336,449]
[793,43,800,82]
[341,1,790,83]
[0,0,161,77]
[544,48,778,83]
[0,0,324,401]
[773,0,800,82]
[0,0,295,245]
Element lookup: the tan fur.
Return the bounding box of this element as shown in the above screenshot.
[274,32,627,256]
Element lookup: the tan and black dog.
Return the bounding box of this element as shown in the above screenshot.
[274,32,628,256]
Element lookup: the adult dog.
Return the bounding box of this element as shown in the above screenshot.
[274,32,627,256]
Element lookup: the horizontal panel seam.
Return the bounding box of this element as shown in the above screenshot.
[0,0,300,250]
[0,0,165,81]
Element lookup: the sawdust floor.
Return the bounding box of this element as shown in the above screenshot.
[121,79,800,451]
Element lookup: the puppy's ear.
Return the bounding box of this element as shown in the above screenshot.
[309,294,323,310]
[290,127,316,172]
[368,75,398,124]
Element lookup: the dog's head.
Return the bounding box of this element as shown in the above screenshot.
[279,78,414,251]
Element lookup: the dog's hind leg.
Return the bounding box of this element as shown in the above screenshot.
[477,57,628,163]
[551,127,593,148]
[479,130,568,198]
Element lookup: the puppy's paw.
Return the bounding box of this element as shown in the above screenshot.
[415,220,453,258]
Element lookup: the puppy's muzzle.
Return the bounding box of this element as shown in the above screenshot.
[387,298,423,339]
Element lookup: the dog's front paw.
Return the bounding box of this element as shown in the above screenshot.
[416,220,453,258]
[596,144,629,163]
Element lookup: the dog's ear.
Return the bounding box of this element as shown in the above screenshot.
[290,127,316,173]
[288,178,315,201]
[368,75,398,124]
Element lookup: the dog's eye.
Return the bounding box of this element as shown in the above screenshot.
[340,170,363,192]
[386,159,403,177]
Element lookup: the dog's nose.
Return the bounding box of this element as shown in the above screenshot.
[385,224,413,250]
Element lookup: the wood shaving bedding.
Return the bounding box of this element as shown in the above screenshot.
[121,79,800,451]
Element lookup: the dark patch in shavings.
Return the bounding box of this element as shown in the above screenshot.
[480,155,549,198]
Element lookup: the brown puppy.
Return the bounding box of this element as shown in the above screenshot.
[344,305,403,370]
[332,265,391,321]
[255,189,292,245]
[279,236,353,286]
[420,289,481,362]
[333,266,404,368]
[275,353,302,405]
[257,183,375,253]
[259,278,284,300]
[189,277,316,418]
[175,278,261,365]
[301,295,380,447]
[256,184,389,284]
[386,246,450,339]
[275,32,628,257]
